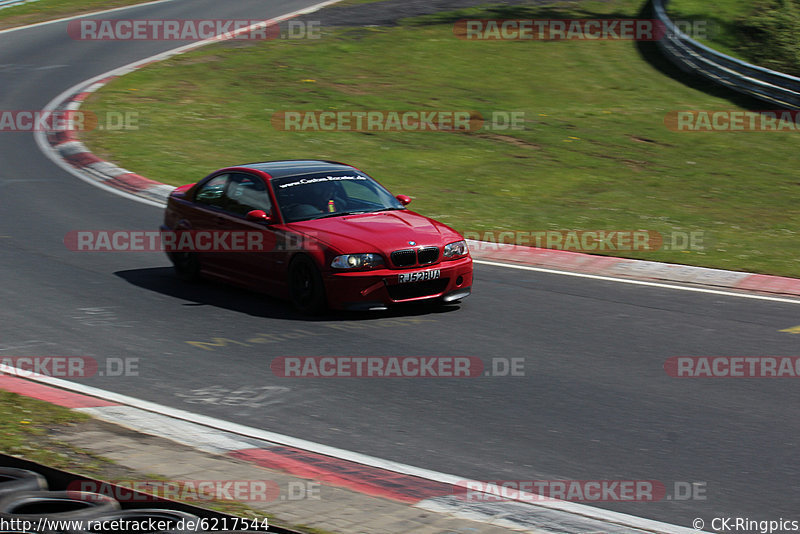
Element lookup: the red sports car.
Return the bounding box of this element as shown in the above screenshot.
[161,160,473,313]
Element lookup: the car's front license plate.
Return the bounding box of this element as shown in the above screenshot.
[398,269,441,284]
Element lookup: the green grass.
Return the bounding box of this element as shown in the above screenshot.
[0,390,324,533]
[0,0,382,31]
[666,0,752,58]
[668,0,800,76]
[0,390,95,468]
[0,0,160,30]
[81,1,800,277]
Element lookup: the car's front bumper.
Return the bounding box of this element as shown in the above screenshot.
[322,256,473,311]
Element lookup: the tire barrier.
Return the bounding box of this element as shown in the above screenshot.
[0,469,48,497]
[0,454,300,534]
[0,491,120,520]
[0,486,243,534]
[62,509,201,534]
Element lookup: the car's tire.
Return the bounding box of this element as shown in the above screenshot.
[288,255,326,315]
[0,491,119,521]
[0,468,48,497]
[169,251,200,282]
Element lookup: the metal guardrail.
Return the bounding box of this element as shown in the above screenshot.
[652,0,800,109]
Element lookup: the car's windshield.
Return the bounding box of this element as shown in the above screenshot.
[272,171,404,223]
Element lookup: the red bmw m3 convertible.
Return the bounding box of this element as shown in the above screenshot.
[162,160,473,313]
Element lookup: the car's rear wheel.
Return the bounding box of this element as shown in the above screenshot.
[289,255,326,314]
[169,251,200,281]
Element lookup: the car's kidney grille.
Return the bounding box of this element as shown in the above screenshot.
[391,249,417,267]
[391,247,440,267]
[417,247,439,265]
[387,279,449,301]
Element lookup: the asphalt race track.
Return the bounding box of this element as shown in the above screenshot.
[1,0,799,528]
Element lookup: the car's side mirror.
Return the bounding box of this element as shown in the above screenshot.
[396,195,412,206]
[245,210,272,223]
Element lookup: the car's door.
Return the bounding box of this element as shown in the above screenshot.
[220,172,281,292]
[186,173,235,275]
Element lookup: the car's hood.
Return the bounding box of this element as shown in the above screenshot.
[286,210,462,254]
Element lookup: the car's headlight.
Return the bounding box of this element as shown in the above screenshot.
[443,240,468,258]
[331,253,385,270]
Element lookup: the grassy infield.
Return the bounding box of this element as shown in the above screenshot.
[0,0,796,528]
[664,0,754,58]
[6,0,799,275]
[74,0,800,276]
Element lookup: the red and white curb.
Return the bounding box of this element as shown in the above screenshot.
[42,98,800,301]
[28,0,800,300]
[468,240,800,302]
[33,0,346,209]
[4,4,752,534]
[39,88,800,302]
[47,76,176,204]
[0,370,704,534]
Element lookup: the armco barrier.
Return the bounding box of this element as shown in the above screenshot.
[652,0,800,109]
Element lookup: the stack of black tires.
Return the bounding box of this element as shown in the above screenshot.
[0,455,282,533]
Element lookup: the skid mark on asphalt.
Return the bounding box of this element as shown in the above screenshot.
[0,178,52,189]
[185,317,436,351]
[0,64,68,73]
[0,339,55,351]
[175,385,291,408]
[71,306,137,328]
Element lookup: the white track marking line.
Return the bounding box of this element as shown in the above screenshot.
[474,259,800,304]
[1,3,742,533]
[33,0,345,208]
[0,0,176,35]
[0,362,701,534]
[23,1,800,303]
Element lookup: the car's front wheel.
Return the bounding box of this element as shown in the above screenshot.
[289,255,326,314]
[169,251,200,282]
